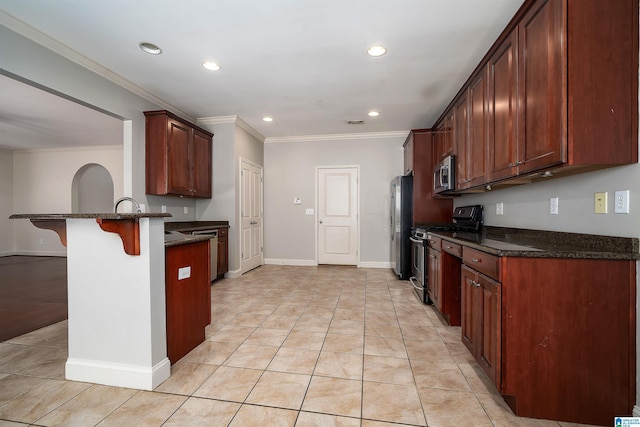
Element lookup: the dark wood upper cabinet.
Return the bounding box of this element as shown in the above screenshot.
[145,110,213,198]
[435,0,638,192]
[488,29,519,181]
[466,69,488,188]
[517,0,565,174]
[407,130,453,223]
[453,94,469,188]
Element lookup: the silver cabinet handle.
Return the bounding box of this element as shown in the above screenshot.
[472,258,480,263]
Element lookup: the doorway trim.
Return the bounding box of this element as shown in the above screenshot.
[315,165,360,267]
[238,157,264,274]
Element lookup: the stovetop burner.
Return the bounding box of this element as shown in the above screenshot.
[412,205,483,239]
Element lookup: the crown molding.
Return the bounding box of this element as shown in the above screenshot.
[0,11,195,122]
[264,130,410,144]
[197,115,265,142]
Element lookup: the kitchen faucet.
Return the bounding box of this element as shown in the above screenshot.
[114,197,142,213]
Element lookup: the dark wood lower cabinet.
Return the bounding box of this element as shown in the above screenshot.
[461,255,635,425]
[165,240,210,364]
[501,257,635,425]
[461,265,500,384]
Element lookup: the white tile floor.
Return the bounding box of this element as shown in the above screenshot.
[0,265,602,426]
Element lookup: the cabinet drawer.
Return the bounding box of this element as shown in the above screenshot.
[463,247,500,281]
[427,235,441,250]
[441,240,462,257]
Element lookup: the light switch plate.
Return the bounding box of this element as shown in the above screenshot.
[594,192,607,214]
[305,208,314,215]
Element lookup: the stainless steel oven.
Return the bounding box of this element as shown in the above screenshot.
[409,229,429,304]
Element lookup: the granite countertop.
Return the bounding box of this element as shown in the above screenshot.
[10,213,172,220]
[427,226,640,260]
[164,221,229,232]
[164,221,229,247]
[164,231,212,248]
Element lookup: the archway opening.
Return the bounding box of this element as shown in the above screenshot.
[72,163,114,213]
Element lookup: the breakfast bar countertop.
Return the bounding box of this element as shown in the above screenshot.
[425,226,640,260]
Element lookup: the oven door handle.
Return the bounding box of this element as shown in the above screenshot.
[409,237,423,244]
[408,276,424,291]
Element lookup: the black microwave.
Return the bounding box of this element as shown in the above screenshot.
[434,155,455,194]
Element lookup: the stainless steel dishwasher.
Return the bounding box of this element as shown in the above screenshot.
[190,229,218,281]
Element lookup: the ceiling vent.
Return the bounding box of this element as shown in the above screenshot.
[347,120,365,125]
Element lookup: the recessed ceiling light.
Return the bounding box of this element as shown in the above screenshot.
[263,116,273,122]
[368,111,380,117]
[367,45,386,57]
[202,61,221,71]
[139,42,162,55]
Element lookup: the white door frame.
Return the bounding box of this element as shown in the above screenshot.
[239,157,264,274]
[315,165,360,267]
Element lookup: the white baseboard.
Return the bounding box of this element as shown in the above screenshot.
[633,405,640,416]
[224,268,243,279]
[359,261,392,269]
[66,357,170,391]
[264,258,318,266]
[0,251,15,257]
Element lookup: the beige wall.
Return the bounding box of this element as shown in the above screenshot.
[0,150,14,255]
[263,134,404,265]
[196,121,264,275]
[12,145,123,255]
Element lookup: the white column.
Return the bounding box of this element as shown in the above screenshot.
[64,217,169,390]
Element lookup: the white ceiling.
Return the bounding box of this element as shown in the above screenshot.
[0,0,525,147]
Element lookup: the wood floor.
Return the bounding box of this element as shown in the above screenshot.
[0,255,67,342]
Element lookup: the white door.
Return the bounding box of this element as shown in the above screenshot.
[317,167,359,265]
[241,160,263,273]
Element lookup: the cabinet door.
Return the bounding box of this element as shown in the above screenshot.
[478,273,501,385]
[217,228,228,276]
[461,266,479,355]
[192,129,212,198]
[403,133,414,176]
[167,118,193,196]
[453,94,468,188]
[428,248,441,309]
[442,110,454,160]
[488,29,519,181]
[518,0,565,173]
[467,69,488,188]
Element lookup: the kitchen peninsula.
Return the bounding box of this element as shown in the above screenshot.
[10,213,178,390]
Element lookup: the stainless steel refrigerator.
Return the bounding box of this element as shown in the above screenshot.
[390,175,413,279]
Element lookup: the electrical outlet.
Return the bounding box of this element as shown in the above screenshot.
[614,190,630,214]
[550,197,559,215]
[496,202,504,215]
[178,266,191,280]
[294,197,302,205]
[39,239,44,245]
[161,205,167,213]
[184,206,188,214]
[594,192,607,214]
[138,204,145,213]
